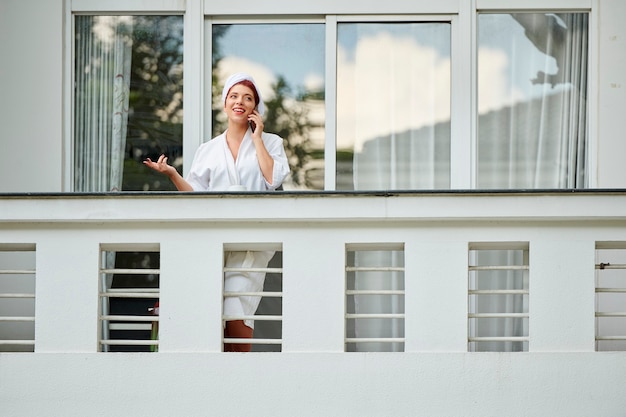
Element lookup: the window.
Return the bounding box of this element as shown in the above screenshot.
[73,15,183,192]
[69,3,592,192]
[210,22,326,190]
[222,244,283,352]
[345,244,405,352]
[595,244,626,351]
[336,21,451,190]
[99,245,160,352]
[468,243,529,352]
[477,13,589,189]
[0,244,36,352]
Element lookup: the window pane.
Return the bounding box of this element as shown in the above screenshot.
[211,23,325,190]
[74,16,183,192]
[336,22,451,191]
[477,13,588,189]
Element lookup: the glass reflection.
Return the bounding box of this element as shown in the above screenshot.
[477,13,588,189]
[74,16,184,192]
[211,23,325,190]
[336,22,451,191]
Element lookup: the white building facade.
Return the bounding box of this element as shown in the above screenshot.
[1,0,626,416]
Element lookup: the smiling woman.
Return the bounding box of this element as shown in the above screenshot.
[70,11,592,195]
[142,72,290,351]
[211,23,326,190]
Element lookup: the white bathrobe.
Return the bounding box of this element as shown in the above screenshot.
[186,129,289,329]
[186,129,289,192]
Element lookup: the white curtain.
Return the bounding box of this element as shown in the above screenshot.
[472,13,588,350]
[469,249,529,352]
[348,14,587,351]
[353,124,450,190]
[342,23,450,351]
[75,17,133,351]
[74,16,133,192]
[477,13,588,189]
[341,22,451,191]
[349,250,404,352]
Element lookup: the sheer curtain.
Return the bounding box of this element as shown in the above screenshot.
[344,14,588,351]
[469,248,529,352]
[348,249,405,352]
[74,16,133,192]
[75,17,133,335]
[477,13,588,189]
[338,22,451,191]
[338,23,450,351]
[473,13,588,350]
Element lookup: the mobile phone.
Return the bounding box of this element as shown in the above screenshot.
[249,120,256,132]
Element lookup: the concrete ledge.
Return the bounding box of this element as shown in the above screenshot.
[1,352,625,417]
[2,190,626,223]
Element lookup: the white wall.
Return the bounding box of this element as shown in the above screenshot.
[597,0,626,187]
[1,193,626,416]
[2,353,626,417]
[1,0,626,191]
[0,0,64,192]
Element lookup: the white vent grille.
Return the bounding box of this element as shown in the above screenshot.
[345,243,405,352]
[222,245,282,352]
[0,244,36,352]
[595,244,626,351]
[99,245,160,352]
[468,243,529,352]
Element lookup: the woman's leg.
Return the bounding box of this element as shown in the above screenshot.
[223,320,253,352]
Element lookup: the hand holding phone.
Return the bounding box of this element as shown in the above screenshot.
[248,109,260,133]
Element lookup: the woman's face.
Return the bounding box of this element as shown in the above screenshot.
[224,83,257,124]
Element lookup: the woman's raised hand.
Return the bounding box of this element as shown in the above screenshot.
[143,154,177,177]
[248,110,264,139]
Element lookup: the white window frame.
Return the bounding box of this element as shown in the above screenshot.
[63,0,187,190]
[64,0,598,190]
[474,0,598,188]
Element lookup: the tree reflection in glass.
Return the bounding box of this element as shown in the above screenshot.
[74,15,184,192]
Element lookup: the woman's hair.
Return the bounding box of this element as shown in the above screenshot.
[229,79,260,109]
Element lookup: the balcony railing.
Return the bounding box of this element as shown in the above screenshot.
[1,189,626,353]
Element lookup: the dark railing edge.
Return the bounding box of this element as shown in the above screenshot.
[2,188,626,199]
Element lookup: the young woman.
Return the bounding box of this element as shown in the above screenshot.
[144,72,290,351]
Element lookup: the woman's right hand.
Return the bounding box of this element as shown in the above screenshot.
[143,154,194,191]
[143,154,177,177]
